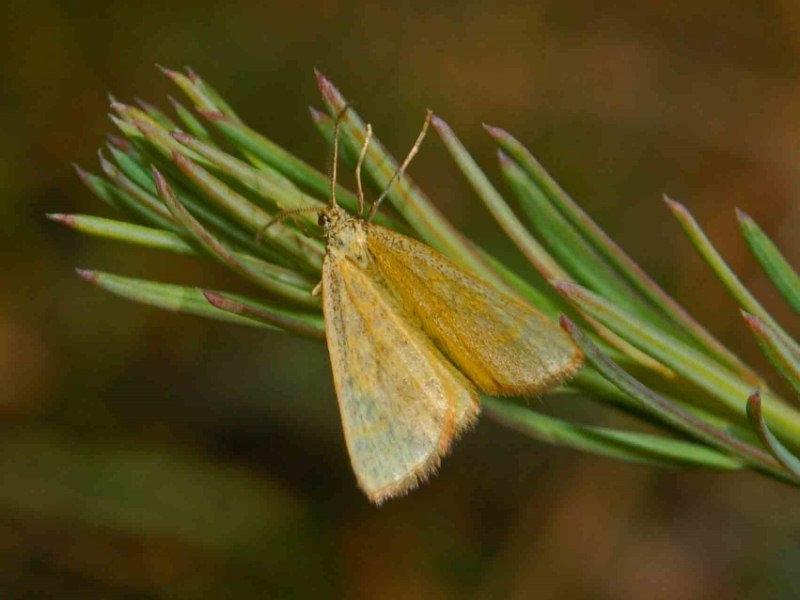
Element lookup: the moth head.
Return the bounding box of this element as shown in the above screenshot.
[319,204,350,233]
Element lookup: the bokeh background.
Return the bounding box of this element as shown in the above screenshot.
[3,1,800,598]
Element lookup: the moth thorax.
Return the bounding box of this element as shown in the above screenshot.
[327,219,369,266]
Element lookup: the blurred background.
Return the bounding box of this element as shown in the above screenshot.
[2,1,800,597]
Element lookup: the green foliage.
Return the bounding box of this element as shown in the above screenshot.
[57,67,800,488]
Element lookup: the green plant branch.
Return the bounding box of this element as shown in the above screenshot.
[485,124,758,382]
[560,316,792,481]
[737,208,800,313]
[554,281,800,444]
[56,66,800,490]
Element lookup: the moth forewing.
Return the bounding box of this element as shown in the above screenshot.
[364,224,583,396]
[322,240,479,504]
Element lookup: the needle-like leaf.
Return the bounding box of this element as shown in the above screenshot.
[314,70,502,286]
[171,152,324,272]
[50,213,315,295]
[559,316,790,479]
[60,67,800,493]
[737,208,800,314]
[170,130,322,223]
[666,197,794,347]
[153,167,320,307]
[485,124,754,379]
[431,116,673,375]
[483,396,743,470]
[202,290,324,340]
[168,95,211,139]
[555,281,800,444]
[742,311,800,393]
[747,390,800,479]
[75,269,276,329]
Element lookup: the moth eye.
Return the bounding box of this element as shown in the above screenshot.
[318,214,328,227]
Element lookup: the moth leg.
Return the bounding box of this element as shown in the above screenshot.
[311,280,323,296]
[255,207,321,242]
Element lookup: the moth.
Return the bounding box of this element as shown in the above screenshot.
[275,109,583,504]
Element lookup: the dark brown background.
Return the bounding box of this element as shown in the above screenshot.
[2,1,799,598]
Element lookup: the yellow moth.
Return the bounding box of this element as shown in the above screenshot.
[278,109,582,504]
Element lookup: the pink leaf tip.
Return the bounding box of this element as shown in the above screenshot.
[747,387,762,415]
[72,163,89,182]
[482,123,508,139]
[197,110,226,121]
[46,213,72,225]
[308,106,326,123]
[313,67,329,89]
[429,114,450,134]
[75,268,99,283]
[735,207,752,224]
[740,310,764,333]
[201,289,227,309]
[135,97,156,112]
[314,68,344,106]
[497,149,513,167]
[150,165,171,198]
[662,194,685,214]
[559,314,576,332]
[106,134,131,152]
[157,64,181,80]
[170,130,192,144]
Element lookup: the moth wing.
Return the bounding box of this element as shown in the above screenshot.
[366,225,583,396]
[322,254,479,504]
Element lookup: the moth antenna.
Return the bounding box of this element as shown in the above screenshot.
[367,109,432,221]
[329,104,352,208]
[256,207,322,242]
[355,123,373,216]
